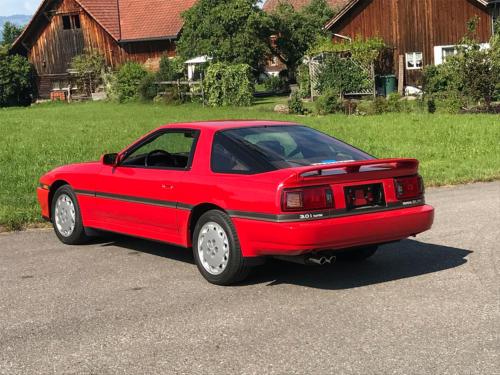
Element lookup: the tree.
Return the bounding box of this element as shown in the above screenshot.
[2,22,24,46]
[70,48,106,96]
[0,46,35,107]
[269,0,336,81]
[176,0,270,75]
[156,55,184,82]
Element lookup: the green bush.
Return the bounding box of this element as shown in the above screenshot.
[0,47,36,107]
[204,62,254,107]
[297,64,310,98]
[316,54,370,96]
[70,48,105,97]
[386,92,402,112]
[264,76,288,93]
[421,18,500,108]
[138,72,158,101]
[354,97,388,115]
[355,100,375,116]
[156,55,184,82]
[372,97,388,114]
[442,93,464,114]
[115,61,148,103]
[288,92,304,114]
[315,88,343,115]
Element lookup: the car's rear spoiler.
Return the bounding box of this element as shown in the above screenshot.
[290,158,419,183]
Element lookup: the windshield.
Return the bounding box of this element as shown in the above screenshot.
[211,125,374,174]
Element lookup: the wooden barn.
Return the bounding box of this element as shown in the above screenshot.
[11,0,197,99]
[325,0,500,88]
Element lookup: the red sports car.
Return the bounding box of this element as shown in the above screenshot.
[37,120,434,285]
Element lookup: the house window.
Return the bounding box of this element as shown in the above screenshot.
[405,52,423,70]
[270,56,278,67]
[62,15,81,30]
[442,47,457,62]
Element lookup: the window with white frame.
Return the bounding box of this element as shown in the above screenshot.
[405,52,423,70]
[270,56,278,67]
[441,47,457,62]
[434,43,490,65]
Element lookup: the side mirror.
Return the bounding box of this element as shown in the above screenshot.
[101,153,119,166]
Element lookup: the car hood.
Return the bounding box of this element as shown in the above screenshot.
[41,161,102,187]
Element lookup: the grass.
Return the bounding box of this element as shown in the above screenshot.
[0,99,499,230]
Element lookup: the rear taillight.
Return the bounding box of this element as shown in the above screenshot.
[282,186,334,212]
[394,175,424,200]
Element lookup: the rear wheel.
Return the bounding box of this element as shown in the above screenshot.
[193,210,250,285]
[339,245,378,261]
[51,185,89,245]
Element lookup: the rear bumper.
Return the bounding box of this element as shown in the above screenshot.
[234,205,434,257]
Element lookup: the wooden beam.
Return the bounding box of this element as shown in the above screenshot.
[398,55,404,95]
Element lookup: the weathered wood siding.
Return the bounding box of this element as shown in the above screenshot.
[121,40,176,71]
[21,0,177,98]
[330,0,492,85]
[27,0,88,75]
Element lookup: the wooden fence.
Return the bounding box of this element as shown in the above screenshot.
[153,79,206,106]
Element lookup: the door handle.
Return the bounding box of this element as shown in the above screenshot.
[161,184,173,190]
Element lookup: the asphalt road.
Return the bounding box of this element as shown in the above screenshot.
[1,182,499,375]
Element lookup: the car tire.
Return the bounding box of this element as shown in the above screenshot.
[51,185,89,245]
[339,245,378,261]
[192,210,251,285]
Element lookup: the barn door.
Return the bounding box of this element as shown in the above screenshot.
[55,14,85,72]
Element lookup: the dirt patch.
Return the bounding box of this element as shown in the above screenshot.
[459,103,500,114]
[0,222,52,234]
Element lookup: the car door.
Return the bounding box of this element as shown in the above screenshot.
[94,129,199,242]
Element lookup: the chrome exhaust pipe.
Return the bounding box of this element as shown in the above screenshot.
[274,254,336,266]
[307,256,325,265]
[325,255,336,264]
[307,255,336,265]
[305,255,336,265]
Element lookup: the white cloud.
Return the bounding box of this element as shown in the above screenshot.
[0,0,40,16]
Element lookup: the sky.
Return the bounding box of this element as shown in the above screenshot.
[0,0,41,16]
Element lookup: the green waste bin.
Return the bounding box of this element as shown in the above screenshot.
[375,75,397,97]
[384,75,396,96]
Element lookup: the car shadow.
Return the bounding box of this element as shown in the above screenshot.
[91,233,195,265]
[89,235,472,290]
[244,239,472,290]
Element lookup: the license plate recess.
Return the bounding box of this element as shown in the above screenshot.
[344,183,385,210]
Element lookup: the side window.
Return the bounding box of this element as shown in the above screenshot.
[211,136,251,173]
[211,132,274,174]
[122,130,198,169]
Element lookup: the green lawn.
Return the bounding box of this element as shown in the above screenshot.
[1,100,499,230]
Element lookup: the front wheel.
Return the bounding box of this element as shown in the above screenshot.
[51,185,89,245]
[192,210,250,285]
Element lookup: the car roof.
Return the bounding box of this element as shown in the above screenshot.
[159,120,301,131]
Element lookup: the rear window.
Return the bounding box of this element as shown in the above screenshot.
[211,125,374,174]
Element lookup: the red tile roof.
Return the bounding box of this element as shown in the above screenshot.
[75,0,120,40]
[76,0,198,41]
[117,0,198,41]
[262,0,349,12]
